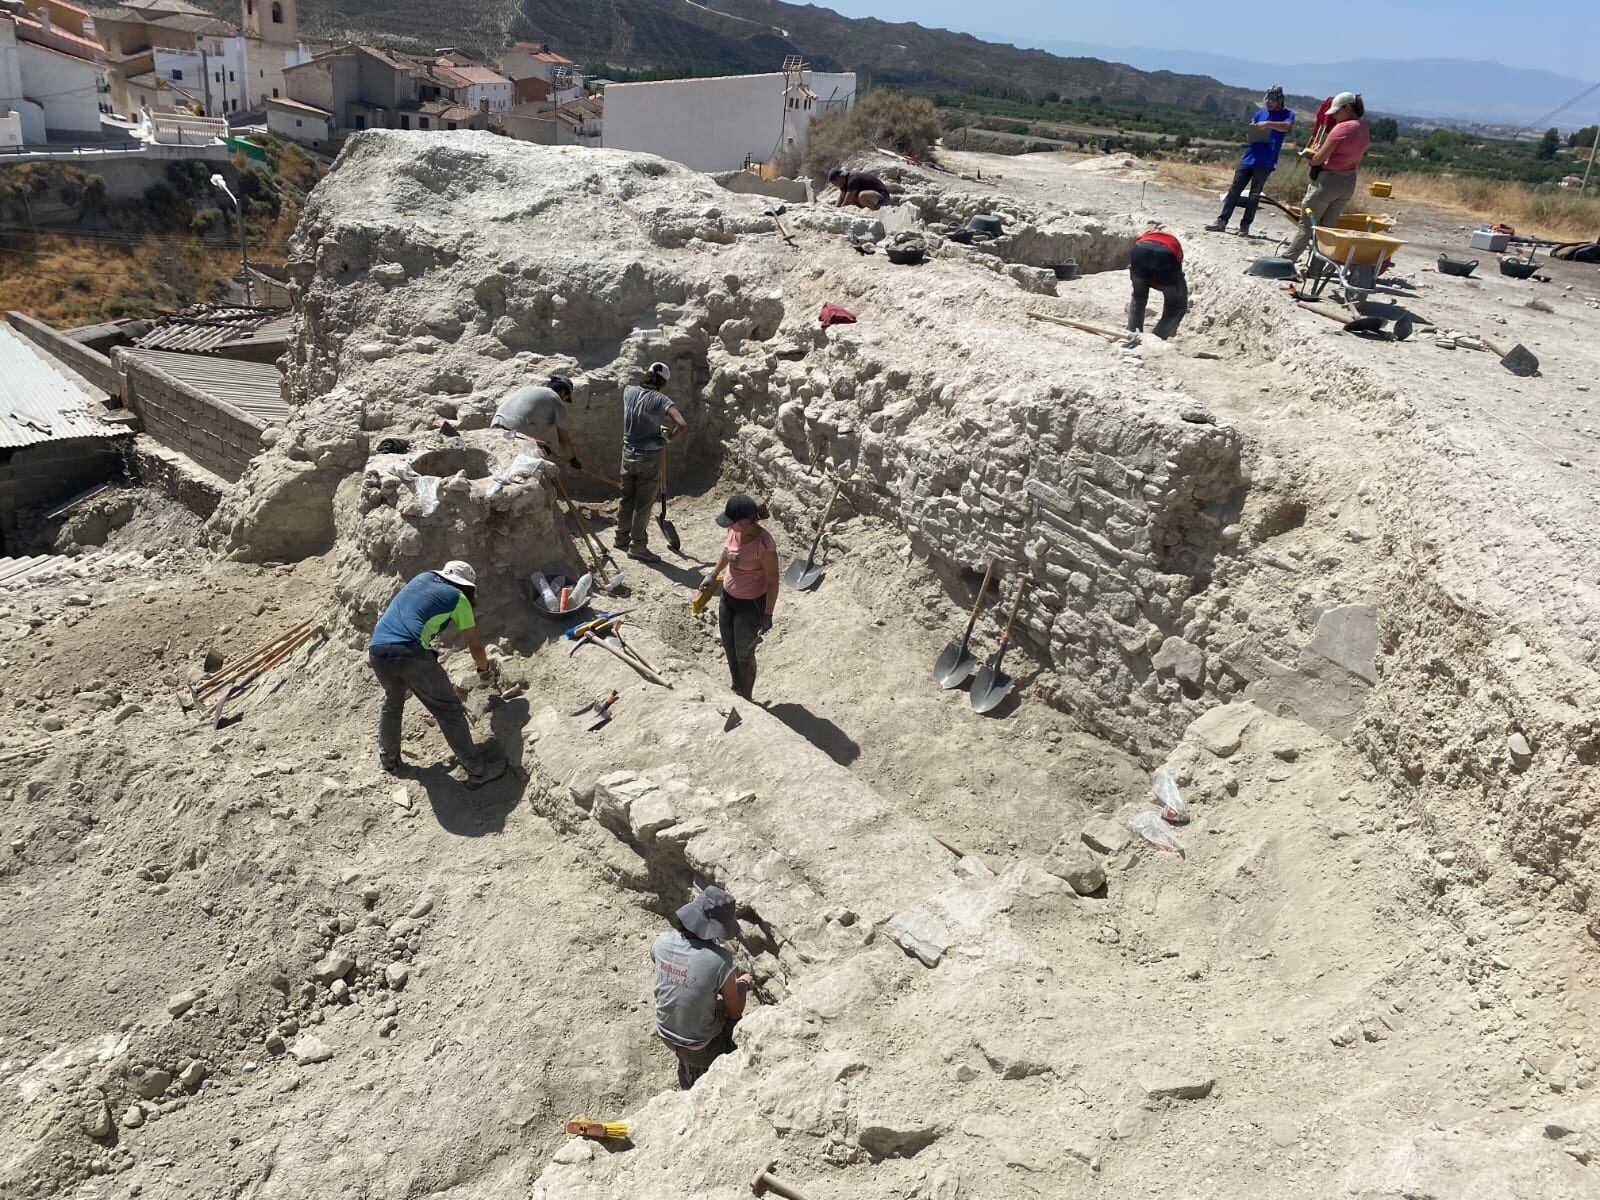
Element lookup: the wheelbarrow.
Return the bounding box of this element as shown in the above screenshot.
[1304,226,1405,304]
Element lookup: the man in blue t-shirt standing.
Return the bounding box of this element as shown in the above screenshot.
[368,560,505,788]
[1206,86,1296,237]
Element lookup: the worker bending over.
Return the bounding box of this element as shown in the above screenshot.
[368,561,505,789]
[614,361,687,563]
[1127,230,1188,340]
[651,886,752,1089]
[827,166,891,211]
[491,374,579,469]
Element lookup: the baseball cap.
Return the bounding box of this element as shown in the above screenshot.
[647,360,671,382]
[715,494,760,528]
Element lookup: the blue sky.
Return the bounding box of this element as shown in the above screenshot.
[821,0,1595,79]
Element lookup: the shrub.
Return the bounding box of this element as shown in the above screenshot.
[800,89,939,180]
[190,207,223,236]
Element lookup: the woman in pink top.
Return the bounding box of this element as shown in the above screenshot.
[1284,93,1371,262]
[711,494,779,700]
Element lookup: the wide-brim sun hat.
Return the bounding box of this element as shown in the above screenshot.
[438,560,477,588]
[676,885,737,940]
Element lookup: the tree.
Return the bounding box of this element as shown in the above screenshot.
[1569,125,1598,149]
[1370,116,1400,143]
[1537,127,1560,160]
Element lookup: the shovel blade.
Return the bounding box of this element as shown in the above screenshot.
[969,655,1013,714]
[1500,343,1538,377]
[657,516,681,554]
[782,558,823,591]
[933,642,977,688]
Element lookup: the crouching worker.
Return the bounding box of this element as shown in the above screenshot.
[711,493,778,701]
[827,166,892,211]
[491,374,580,470]
[368,560,505,789]
[1127,229,1188,340]
[650,885,752,1090]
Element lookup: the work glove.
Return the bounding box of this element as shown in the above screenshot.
[655,426,676,446]
[477,662,500,686]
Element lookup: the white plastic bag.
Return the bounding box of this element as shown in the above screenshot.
[486,452,546,496]
[1150,770,1189,825]
[1128,811,1186,858]
[384,461,440,516]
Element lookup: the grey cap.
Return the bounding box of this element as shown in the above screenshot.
[675,885,737,941]
[1264,84,1284,105]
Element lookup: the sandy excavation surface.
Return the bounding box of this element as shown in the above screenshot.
[2,138,1598,1199]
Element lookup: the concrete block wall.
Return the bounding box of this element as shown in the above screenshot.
[0,436,129,551]
[127,435,223,519]
[115,351,267,483]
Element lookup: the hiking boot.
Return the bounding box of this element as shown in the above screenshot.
[464,757,508,791]
[1204,221,1227,232]
[612,537,630,552]
[379,753,402,774]
[627,546,660,563]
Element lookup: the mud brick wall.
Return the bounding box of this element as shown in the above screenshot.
[115,353,267,484]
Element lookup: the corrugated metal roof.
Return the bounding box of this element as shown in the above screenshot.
[119,348,289,425]
[0,327,124,450]
[134,305,291,354]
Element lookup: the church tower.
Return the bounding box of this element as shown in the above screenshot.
[242,0,299,45]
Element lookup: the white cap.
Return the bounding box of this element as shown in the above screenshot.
[1330,91,1359,111]
[438,560,477,588]
[648,360,671,382]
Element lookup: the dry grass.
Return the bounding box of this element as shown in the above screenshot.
[0,234,247,327]
[1151,158,1600,241]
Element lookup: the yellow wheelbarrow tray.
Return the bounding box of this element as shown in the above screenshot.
[1312,226,1405,270]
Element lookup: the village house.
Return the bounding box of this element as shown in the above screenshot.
[0,0,105,146]
[601,60,854,173]
[498,41,581,107]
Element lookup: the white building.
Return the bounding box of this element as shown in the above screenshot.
[499,41,581,107]
[602,67,854,173]
[151,34,247,116]
[0,1,105,144]
[241,0,314,108]
[431,59,510,114]
[264,93,327,144]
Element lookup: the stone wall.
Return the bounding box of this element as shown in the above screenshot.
[115,350,268,483]
[708,343,1246,759]
[127,435,224,519]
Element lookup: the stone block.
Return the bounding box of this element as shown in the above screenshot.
[1186,703,1257,758]
[1304,603,1378,684]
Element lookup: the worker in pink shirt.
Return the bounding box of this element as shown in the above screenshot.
[709,494,779,700]
[1284,92,1371,262]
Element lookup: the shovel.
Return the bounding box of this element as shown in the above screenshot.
[1481,337,1539,377]
[933,557,997,688]
[656,449,681,555]
[782,479,843,591]
[970,580,1028,715]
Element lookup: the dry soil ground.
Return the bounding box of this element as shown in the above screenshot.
[3,146,1599,1199]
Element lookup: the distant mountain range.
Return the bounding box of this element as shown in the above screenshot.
[1014,40,1600,129]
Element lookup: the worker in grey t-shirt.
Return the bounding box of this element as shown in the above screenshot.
[614,360,687,563]
[491,375,581,469]
[650,884,751,1089]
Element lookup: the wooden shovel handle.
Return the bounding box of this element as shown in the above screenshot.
[961,557,997,640]
[807,479,844,556]
[998,579,1028,645]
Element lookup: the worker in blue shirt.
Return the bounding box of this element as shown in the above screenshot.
[1206,86,1296,236]
[368,560,505,788]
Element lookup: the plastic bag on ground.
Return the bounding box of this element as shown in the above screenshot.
[384,461,441,516]
[1129,811,1186,858]
[1150,770,1189,825]
[485,453,547,496]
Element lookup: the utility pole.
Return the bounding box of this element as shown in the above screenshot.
[210,173,253,305]
[1583,128,1598,195]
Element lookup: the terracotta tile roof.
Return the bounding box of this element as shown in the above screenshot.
[442,65,508,86]
[511,43,573,63]
[266,96,332,117]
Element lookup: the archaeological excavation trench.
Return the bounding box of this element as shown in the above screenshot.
[7,133,1599,1200]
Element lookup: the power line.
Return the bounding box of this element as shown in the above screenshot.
[1511,80,1600,139]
